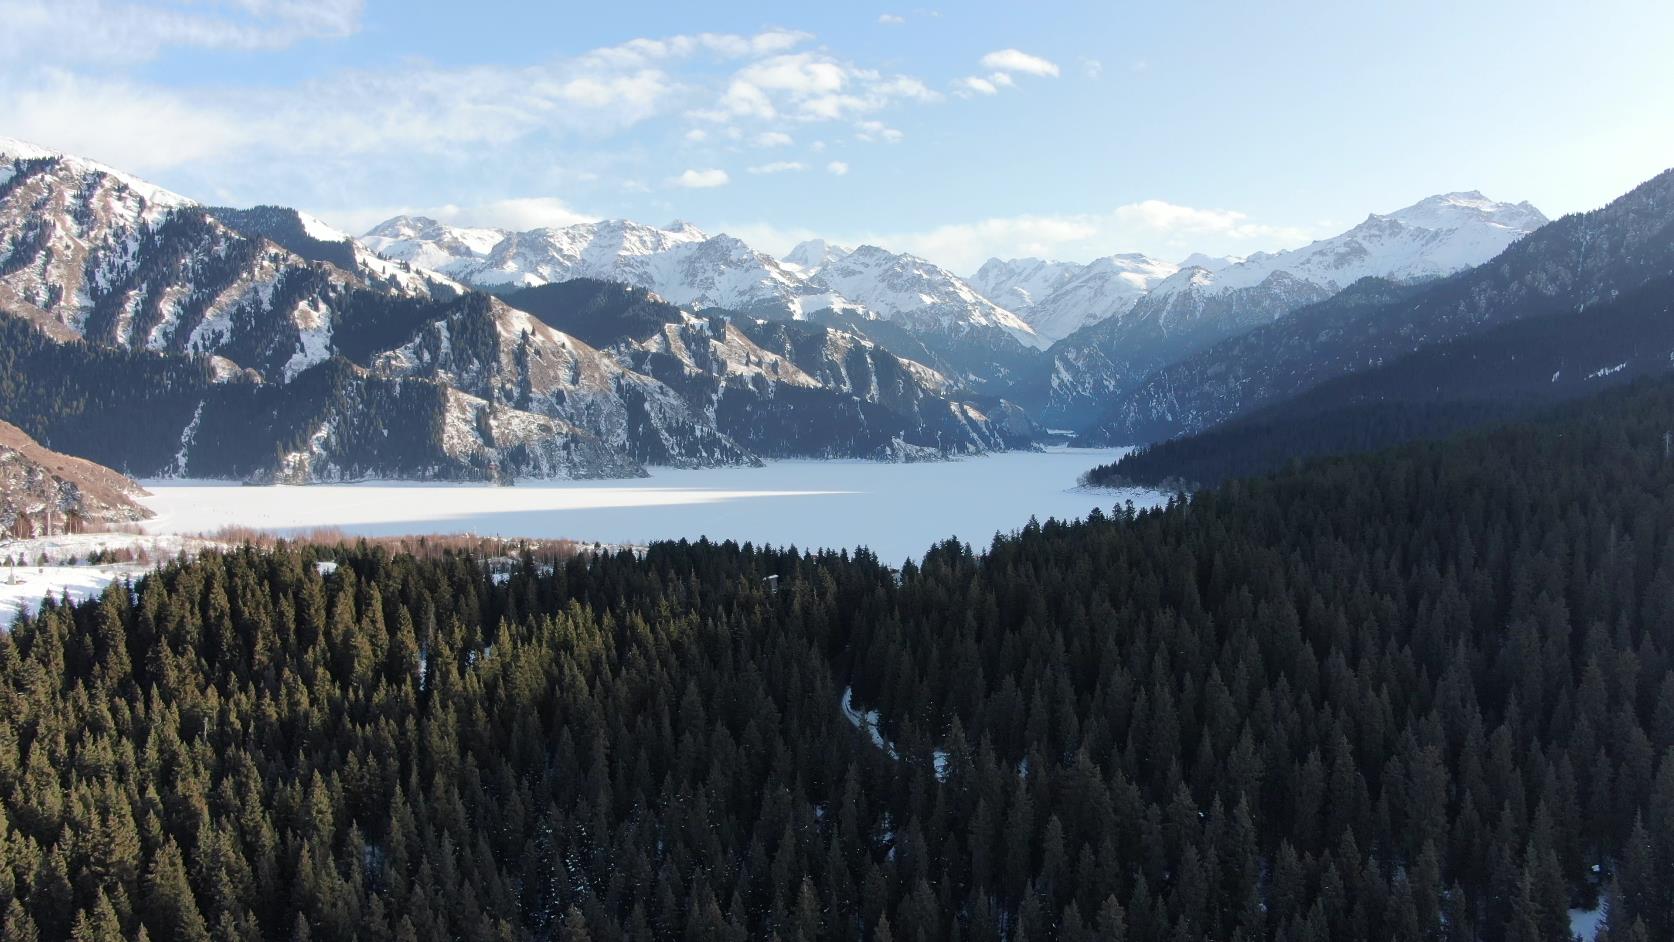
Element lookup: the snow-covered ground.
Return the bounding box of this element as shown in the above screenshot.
[0,533,225,624]
[1,564,147,623]
[1570,906,1603,941]
[139,447,1158,565]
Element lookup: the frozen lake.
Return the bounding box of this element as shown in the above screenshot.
[139,447,1164,564]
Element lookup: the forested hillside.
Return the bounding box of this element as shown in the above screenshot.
[1087,274,1674,489]
[6,377,1674,940]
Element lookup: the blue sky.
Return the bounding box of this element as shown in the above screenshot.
[4,0,1672,271]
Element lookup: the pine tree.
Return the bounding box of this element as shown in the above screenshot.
[144,840,210,942]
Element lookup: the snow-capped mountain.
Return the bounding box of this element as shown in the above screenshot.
[782,238,853,274]
[1178,252,1244,273]
[1015,254,1180,342]
[814,245,1042,348]
[1010,190,1549,426]
[364,216,847,317]
[1083,172,1674,444]
[357,214,507,273]
[0,139,1038,481]
[1148,191,1546,303]
[967,257,1083,324]
[364,217,1049,388]
[0,140,459,381]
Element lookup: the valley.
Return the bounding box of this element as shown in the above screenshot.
[1,7,1670,941]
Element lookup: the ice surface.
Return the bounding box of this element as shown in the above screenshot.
[138,448,1160,565]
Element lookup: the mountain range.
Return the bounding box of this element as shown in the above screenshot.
[1006,191,1549,427]
[1084,170,1671,445]
[16,133,1667,494]
[363,216,1048,391]
[0,138,1028,483]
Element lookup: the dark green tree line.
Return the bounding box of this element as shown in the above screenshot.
[6,377,1674,940]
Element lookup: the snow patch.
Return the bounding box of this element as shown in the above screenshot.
[1569,906,1604,942]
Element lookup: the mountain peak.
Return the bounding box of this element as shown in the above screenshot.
[783,239,853,273]
[1381,190,1549,232]
[0,136,194,210]
[1177,252,1244,272]
[364,214,442,237]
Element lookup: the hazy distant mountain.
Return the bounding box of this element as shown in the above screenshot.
[1010,190,1549,427]
[1094,271,1674,488]
[781,238,853,274]
[967,257,1083,318]
[1084,173,1673,444]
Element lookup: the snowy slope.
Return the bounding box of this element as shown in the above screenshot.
[968,257,1082,315]
[782,239,854,274]
[1150,191,1547,301]
[815,245,1044,348]
[365,217,1045,355]
[360,214,508,274]
[1019,254,1179,342]
[364,216,840,315]
[0,137,193,212]
[1010,190,1550,426]
[0,149,462,381]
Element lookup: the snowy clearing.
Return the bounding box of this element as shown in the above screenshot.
[1569,906,1603,941]
[1,533,227,624]
[138,447,1161,565]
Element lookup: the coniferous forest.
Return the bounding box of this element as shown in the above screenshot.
[8,377,1674,941]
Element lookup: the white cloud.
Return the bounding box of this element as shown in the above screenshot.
[958,50,1056,98]
[674,168,730,188]
[0,24,953,220]
[710,221,825,257]
[0,28,834,174]
[579,29,811,68]
[317,195,596,237]
[855,120,903,143]
[1081,58,1104,79]
[979,49,1061,78]
[0,0,364,64]
[696,52,938,124]
[826,161,850,176]
[747,161,805,174]
[877,13,905,24]
[457,196,595,231]
[0,72,246,173]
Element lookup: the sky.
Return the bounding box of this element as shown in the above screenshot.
[3,0,1672,273]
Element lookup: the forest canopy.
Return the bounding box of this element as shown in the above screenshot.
[5,378,1674,940]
